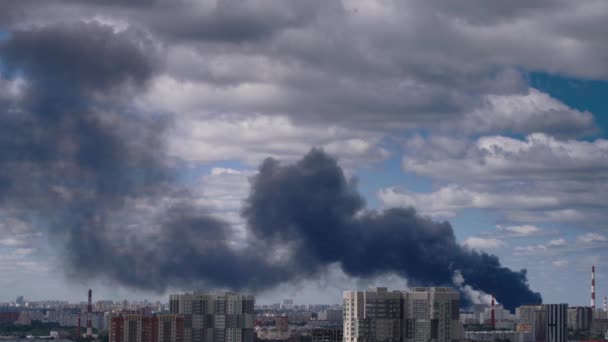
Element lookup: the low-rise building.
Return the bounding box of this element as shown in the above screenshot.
[311,328,342,342]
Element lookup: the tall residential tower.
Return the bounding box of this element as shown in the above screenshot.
[343,287,460,342]
[169,292,254,342]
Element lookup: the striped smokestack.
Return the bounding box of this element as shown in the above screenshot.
[591,266,596,310]
[603,296,607,312]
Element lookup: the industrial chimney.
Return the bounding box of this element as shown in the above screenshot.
[86,289,93,338]
[592,266,596,310]
[491,295,495,330]
[604,296,607,312]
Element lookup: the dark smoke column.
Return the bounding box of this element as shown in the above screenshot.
[243,149,542,311]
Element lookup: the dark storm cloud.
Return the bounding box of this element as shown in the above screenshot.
[142,0,326,43]
[0,0,603,137]
[2,23,154,90]
[0,21,169,266]
[0,0,325,43]
[0,21,163,198]
[0,19,293,293]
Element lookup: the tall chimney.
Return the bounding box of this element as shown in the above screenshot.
[86,289,93,338]
[491,295,495,330]
[603,296,607,312]
[592,266,596,310]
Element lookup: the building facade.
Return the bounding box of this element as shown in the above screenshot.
[567,306,593,331]
[545,304,567,342]
[591,319,608,338]
[343,287,460,342]
[516,305,545,342]
[109,313,184,342]
[312,328,343,342]
[169,292,254,342]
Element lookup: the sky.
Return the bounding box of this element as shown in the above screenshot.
[0,0,607,309]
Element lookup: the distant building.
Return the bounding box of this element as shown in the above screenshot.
[545,304,567,342]
[109,313,184,342]
[464,330,530,341]
[0,311,19,324]
[96,300,115,312]
[591,319,608,338]
[343,287,460,342]
[15,311,31,326]
[286,311,312,322]
[567,306,592,331]
[311,328,342,342]
[317,309,342,324]
[15,296,24,306]
[479,304,516,329]
[282,300,294,310]
[275,316,289,334]
[169,292,254,342]
[595,310,608,319]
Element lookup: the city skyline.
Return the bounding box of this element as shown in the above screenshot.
[0,0,607,308]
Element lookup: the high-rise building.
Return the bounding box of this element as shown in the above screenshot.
[275,316,289,334]
[516,304,545,341]
[156,315,185,342]
[567,306,592,331]
[110,313,145,342]
[109,313,184,342]
[169,292,254,342]
[545,304,567,342]
[343,287,460,342]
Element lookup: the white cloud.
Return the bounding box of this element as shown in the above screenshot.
[399,133,608,224]
[577,232,608,244]
[0,238,25,247]
[552,260,568,268]
[405,133,608,181]
[513,238,567,255]
[548,238,567,248]
[378,185,561,218]
[463,237,505,250]
[461,88,595,135]
[497,224,542,237]
[14,248,35,256]
[165,113,389,166]
[15,261,48,273]
[0,76,26,102]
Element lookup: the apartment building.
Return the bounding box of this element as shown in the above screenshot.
[343,287,460,342]
[169,292,254,342]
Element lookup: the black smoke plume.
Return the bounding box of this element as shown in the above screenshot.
[242,150,541,310]
[0,21,540,311]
